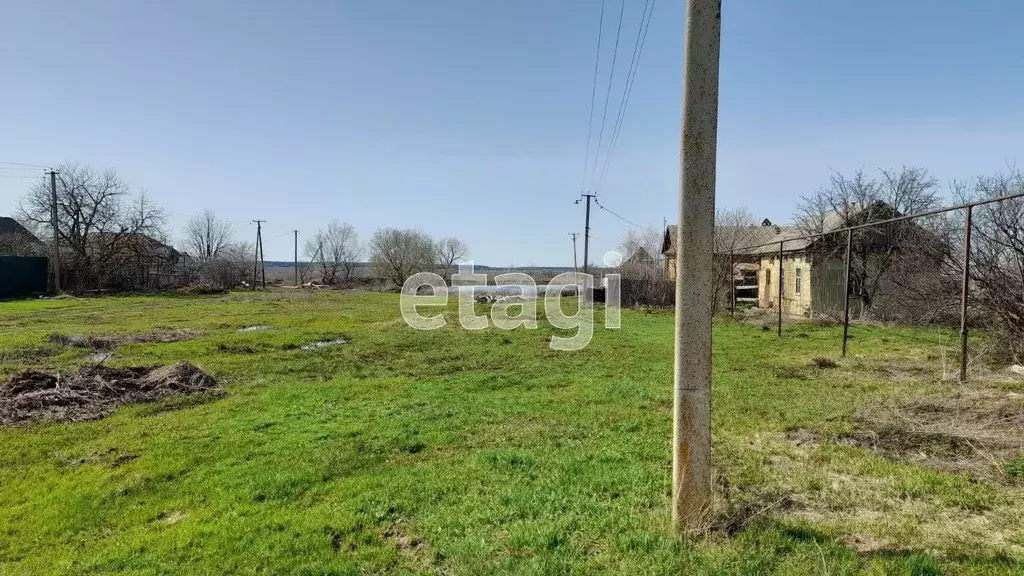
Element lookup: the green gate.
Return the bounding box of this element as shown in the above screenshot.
[0,256,49,298]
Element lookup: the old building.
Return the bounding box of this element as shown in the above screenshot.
[662,206,946,320]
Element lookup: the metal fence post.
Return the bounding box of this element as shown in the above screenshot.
[959,205,973,383]
[777,241,783,337]
[842,229,853,357]
[729,250,735,317]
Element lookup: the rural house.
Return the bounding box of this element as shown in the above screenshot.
[661,222,783,282]
[0,216,45,256]
[87,232,188,290]
[0,216,48,298]
[618,247,660,277]
[662,206,945,320]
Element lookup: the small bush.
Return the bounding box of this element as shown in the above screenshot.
[810,357,838,369]
[177,284,227,296]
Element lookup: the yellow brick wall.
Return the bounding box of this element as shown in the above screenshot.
[758,255,812,317]
[665,256,676,281]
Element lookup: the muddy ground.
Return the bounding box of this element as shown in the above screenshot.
[0,363,220,426]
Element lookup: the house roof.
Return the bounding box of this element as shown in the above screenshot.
[0,217,40,241]
[662,224,792,257]
[622,247,656,266]
[0,216,44,247]
[87,232,179,257]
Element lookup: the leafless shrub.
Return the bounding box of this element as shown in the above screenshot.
[369,228,436,287]
[954,170,1024,364]
[305,221,361,286]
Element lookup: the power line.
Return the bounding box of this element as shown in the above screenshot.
[587,0,627,191]
[595,0,657,192]
[0,161,47,168]
[594,198,657,232]
[579,0,607,195]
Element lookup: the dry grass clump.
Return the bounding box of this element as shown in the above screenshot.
[47,329,203,350]
[847,388,1024,481]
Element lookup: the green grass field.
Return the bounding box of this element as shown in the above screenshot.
[0,291,1022,575]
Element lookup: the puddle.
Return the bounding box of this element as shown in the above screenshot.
[237,325,269,333]
[91,352,112,363]
[300,339,347,350]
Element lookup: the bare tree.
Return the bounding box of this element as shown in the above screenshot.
[369,228,435,287]
[712,208,759,314]
[954,170,1024,362]
[618,226,659,266]
[202,241,254,289]
[435,236,469,283]
[184,210,234,264]
[297,260,315,284]
[304,221,361,286]
[17,162,166,291]
[794,166,941,318]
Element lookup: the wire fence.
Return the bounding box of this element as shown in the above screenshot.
[719,190,1024,382]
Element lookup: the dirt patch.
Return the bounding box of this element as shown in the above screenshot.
[47,329,203,351]
[0,363,220,426]
[832,389,1024,481]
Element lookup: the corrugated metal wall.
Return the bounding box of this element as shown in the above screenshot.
[0,256,48,298]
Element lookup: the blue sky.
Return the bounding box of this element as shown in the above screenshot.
[1,0,1021,265]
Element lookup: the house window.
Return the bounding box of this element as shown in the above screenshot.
[795,268,802,295]
[765,268,771,288]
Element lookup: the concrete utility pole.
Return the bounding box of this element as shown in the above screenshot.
[569,233,580,277]
[46,170,61,293]
[293,229,300,286]
[672,0,721,534]
[576,193,596,273]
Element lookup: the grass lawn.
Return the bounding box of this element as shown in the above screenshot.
[0,290,1022,575]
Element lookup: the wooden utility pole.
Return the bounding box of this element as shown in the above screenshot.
[672,0,721,534]
[569,233,580,276]
[46,170,61,293]
[251,220,266,289]
[293,229,300,286]
[576,193,596,273]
